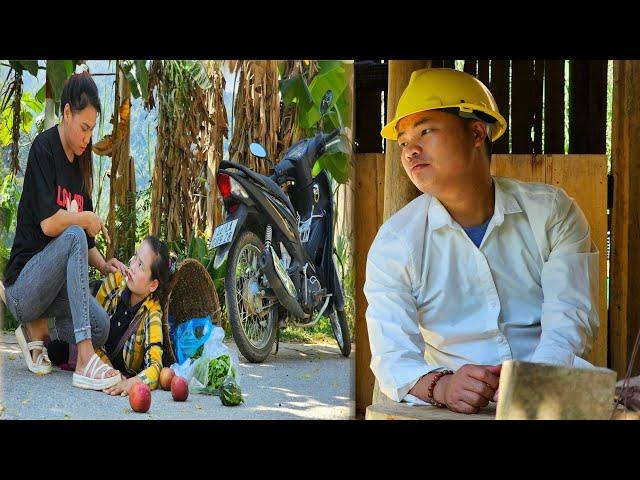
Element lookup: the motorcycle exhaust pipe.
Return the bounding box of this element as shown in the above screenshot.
[259,245,305,320]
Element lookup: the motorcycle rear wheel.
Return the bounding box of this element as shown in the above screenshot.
[225,230,278,363]
[329,307,351,357]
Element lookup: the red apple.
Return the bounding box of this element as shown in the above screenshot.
[129,382,151,413]
[159,367,175,391]
[171,375,189,401]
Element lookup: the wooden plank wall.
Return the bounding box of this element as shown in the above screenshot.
[570,61,607,154]
[353,60,609,157]
[544,60,565,153]
[491,155,608,367]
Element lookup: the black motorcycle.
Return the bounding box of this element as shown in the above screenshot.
[211,92,351,363]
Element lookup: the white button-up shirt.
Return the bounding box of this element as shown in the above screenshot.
[364,176,599,403]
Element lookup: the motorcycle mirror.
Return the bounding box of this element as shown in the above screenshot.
[320,90,333,116]
[249,142,267,159]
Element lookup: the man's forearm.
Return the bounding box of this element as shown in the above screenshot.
[40,209,87,237]
[88,247,107,273]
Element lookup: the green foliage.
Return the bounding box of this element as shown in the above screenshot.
[0,169,20,271]
[311,131,353,184]
[0,167,20,330]
[113,190,137,262]
[135,182,152,245]
[0,92,44,147]
[280,74,315,117]
[10,61,39,77]
[46,60,75,112]
[121,60,150,100]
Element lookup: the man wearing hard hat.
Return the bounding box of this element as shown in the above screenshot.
[364,68,599,414]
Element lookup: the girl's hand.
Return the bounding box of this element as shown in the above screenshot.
[103,257,129,277]
[103,376,142,397]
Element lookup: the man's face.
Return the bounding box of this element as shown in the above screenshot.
[396,110,487,196]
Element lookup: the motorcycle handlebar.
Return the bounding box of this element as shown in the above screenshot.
[317,128,341,156]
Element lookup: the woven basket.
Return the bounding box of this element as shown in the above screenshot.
[161,258,222,367]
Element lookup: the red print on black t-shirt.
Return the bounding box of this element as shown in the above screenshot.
[56,186,84,212]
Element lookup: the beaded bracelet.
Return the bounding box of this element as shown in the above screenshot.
[426,369,454,408]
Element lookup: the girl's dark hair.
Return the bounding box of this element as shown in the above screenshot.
[143,235,177,302]
[60,70,101,196]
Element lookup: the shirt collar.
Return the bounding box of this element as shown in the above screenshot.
[427,177,522,232]
[492,177,523,225]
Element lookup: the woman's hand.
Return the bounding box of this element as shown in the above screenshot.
[103,376,142,396]
[102,257,129,277]
[82,211,104,237]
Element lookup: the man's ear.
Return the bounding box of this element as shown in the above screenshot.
[149,278,159,294]
[471,121,489,148]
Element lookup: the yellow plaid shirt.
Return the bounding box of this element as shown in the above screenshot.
[95,271,164,390]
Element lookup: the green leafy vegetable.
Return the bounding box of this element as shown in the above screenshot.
[192,354,236,395]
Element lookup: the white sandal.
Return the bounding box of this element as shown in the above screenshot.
[72,353,121,390]
[15,325,52,375]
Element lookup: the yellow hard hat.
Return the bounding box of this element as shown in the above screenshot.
[381,68,507,142]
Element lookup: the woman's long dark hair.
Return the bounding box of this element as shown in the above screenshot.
[59,70,101,196]
[144,235,177,302]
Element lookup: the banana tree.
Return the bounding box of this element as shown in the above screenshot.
[1,61,42,174]
[279,60,353,184]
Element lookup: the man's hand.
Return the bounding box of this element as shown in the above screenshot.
[101,257,129,277]
[435,364,502,414]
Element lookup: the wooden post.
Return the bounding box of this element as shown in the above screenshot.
[355,152,385,417]
[383,61,430,221]
[354,61,430,415]
[610,60,640,377]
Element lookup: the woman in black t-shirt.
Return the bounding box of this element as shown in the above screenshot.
[2,71,128,391]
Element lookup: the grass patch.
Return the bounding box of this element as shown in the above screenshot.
[220,309,352,345]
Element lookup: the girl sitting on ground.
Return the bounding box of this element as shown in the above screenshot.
[51,236,176,395]
[98,235,176,395]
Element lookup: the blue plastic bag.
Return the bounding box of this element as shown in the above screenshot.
[174,316,213,364]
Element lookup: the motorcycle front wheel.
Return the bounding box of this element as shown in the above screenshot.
[329,306,351,357]
[225,230,278,363]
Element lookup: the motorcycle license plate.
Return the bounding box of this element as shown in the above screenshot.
[210,219,238,249]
